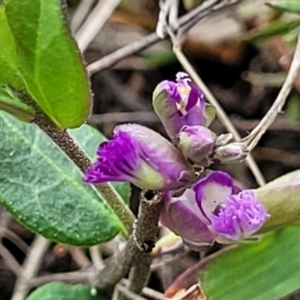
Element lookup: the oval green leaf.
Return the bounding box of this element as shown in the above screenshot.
[27,282,109,300]
[68,124,131,204]
[201,226,300,300]
[0,5,23,89]
[4,0,91,128]
[0,111,123,246]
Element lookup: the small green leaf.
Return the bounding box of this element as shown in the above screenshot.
[201,226,300,300]
[4,0,91,128]
[0,111,123,246]
[27,282,108,300]
[255,169,300,233]
[267,1,300,14]
[0,5,23,88]
[0,85,35,122]
[69,124,131,204]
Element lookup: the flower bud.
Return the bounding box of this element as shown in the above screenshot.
[177,125,216,166]
[152,72,213,141]
[84,124,195,192]
[213,142,249,163]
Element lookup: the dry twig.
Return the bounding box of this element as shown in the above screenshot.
[11,236,50,300]
[71,0,95,34]
[242,31,300,151]
[87,0,238,73]
[75,0,120,52]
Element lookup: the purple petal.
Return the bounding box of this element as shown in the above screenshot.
[117,124,194,190]
[194,171,234,222]
[176,74,206,127]
[187,83,204,108]
[209,190,269,241]
[160,193,215,248]
[152,80,185,139]
[84,131,140,183]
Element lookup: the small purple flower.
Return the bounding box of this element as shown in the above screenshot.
[153,72,214,140]
[160,171,268,249]
[177,125,217,166]
[84,124,195,192]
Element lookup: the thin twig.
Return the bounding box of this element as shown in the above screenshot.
[242,30,300,151]
[68,247,91,268]
[122,279,169,300]
[171,41,266,186]
[0,227,28,253]
[29,271,96,287]
[11,236,50,300]
[0,244,20,275]
[0,209,20,274]
[114,284,148,300]
[90,245,105,269]
[87,0,235,74]
[75,0,120,52]
[0,208,10,238]
[70,0,95,34]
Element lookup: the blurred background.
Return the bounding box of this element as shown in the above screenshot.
[2,0,300,299]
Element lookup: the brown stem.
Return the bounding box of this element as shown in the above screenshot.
[93,191,162,290]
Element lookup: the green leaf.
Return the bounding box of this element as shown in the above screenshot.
[0,5,23,88]
[262,169,300,187]
[69,124,131,204]
[0,85,35,122]
[255,169,300,233]
[27,282,109,300]
[267,1,300,14]
[4,0,91,128]
[201,226,300,300]
[0,111,123,246]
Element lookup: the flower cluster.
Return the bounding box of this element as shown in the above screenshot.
[84,72,268,248]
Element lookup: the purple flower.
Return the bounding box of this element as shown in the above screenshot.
[160,171,268,249]
[177,125,217,166]
[84,124,195,191]
[153,72,214,141]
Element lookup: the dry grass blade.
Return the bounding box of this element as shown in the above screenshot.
[242,30,300,151]
[75,0,120,52]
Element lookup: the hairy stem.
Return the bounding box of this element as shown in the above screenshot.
[33,111,135,236]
